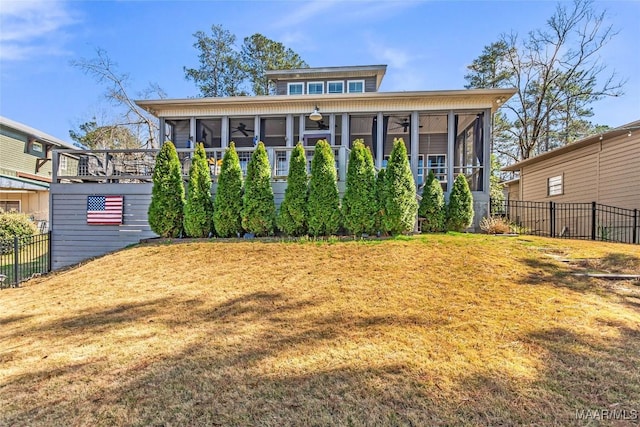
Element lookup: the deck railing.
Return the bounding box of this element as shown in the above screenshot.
[53,145,351,183]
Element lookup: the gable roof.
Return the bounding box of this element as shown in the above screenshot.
[502,119,640,171]
[0,116,78,150]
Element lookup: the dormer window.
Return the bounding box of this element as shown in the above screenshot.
[347,80,364,93]
[288,83,303,95]
[328,81,344,94]
[307,82,324,95]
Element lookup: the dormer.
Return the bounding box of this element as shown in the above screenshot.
[266,65,387,96]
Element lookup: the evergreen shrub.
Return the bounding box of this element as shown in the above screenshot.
[183,143,214,237]
[307,139,341,236]
[447,174,475,232]
[214,142,244,237]
[418,171,446,232]
[383,138,418,235]
[342,140,377,235]
[148,141,185,237]
[277,142,308,236]
[242,142,276,236]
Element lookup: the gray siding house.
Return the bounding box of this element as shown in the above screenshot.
[49,65,515,269]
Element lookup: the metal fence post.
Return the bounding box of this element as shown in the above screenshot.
[591,202,597,241]
[549,201,556,238]
[633,209,638,245]
[13,236,19,287]
[48,230,53,273]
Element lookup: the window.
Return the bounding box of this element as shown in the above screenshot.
[307,82,323,95]
[427,155,447,183]
[0,200,20,213]
[327,81,344,94]
[347,80,364,93]
[287,83,303,95]
[548,175,563,196]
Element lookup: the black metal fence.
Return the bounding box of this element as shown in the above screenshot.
[0,232,51,288]
[491,200,639,244]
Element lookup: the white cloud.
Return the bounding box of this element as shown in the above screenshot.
[0,0,78,61]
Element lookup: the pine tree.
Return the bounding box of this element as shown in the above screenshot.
[447,174,475,232]
[375,168,387,235]
[148,141,185,237]
[214,142,244,237]
[242,142,276,236]
[342,140,377,235]
[383,138,418,235]
[307,139,341,236]
[418,171,446,232]
[277,142,308,236]
[183,143,214,237]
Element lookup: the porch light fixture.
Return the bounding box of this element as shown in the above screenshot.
[309,106,322,121]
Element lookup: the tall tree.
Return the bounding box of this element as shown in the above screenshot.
[184,25,247,97]
[241,33,308,95]
[70,48,165,148]
[69,118,140,149]
[465,0,624,162]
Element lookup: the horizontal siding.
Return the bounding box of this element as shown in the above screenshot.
[520,133,640,210]
[0,134,53,178]
[521,146,599,202]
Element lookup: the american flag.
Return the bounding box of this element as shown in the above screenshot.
[87,195,123,225]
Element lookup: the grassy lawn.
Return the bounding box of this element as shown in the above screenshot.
[1,234,639,426]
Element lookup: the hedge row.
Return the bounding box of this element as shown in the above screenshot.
[148,139,474,238]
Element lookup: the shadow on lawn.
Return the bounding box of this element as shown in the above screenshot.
[3,292,639,426]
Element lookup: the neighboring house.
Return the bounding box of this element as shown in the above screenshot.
[503,120,640,210]
[0,116,78,224]
[49,64,516,269]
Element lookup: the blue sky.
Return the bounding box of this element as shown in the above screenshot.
[1,0,638,142]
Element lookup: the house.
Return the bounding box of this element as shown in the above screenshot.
[502,120,640,210]
[0,116,78,227]
[48,64,516,269]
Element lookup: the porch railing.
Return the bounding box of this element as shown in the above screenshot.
[53,146,351,183]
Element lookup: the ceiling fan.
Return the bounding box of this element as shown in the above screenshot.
[314,120,330,130]
[390,118,422,133]
[231,122,254,137]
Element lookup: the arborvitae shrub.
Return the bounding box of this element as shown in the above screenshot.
[418,170,446,232]
[383,138,418,235]
[277,142,308,236]
[342,140,377,235]
[183,143,214,237]
[214,142,244,237]
[242,142,276,236]
[148,141,185,237]
[447,174,475,232]
[374,168,387,235]
[307,139,341,236]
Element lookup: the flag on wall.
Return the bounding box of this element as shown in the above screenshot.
[87,195,123,225]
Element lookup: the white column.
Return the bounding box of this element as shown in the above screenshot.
[159,118,166,145]
[189,117,196,142]
[410,111,420,187]
[447,111,455,194]
[299,114,305,145]
[329,114,336,145]
[221,116,229,148]
[254,116,261,144]
[341,113,350,148]
[483,109,491,194]
[376,112,384,169]
[285,114,294,148]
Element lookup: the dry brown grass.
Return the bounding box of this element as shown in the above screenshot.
[1,234,639,426]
